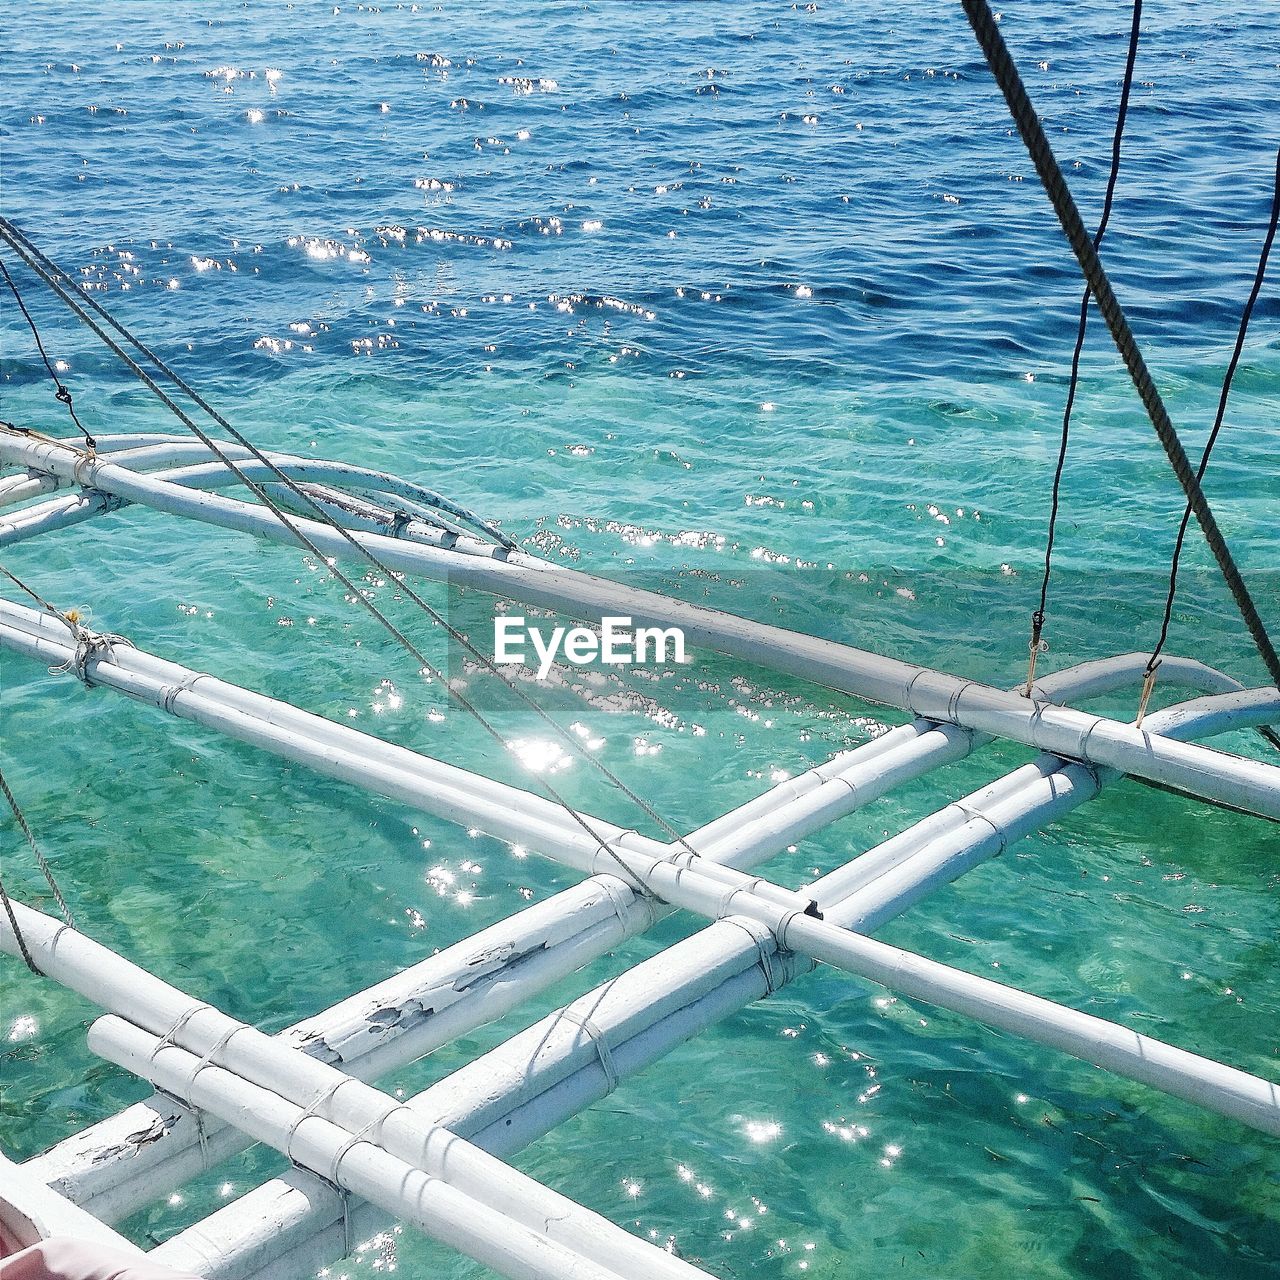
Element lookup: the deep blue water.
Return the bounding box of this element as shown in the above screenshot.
[1,3,1279,1278]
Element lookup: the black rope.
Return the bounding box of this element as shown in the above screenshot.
[962,0,1280,691]
[1033,0,1143,650]
[1148,147,1280,673]
[0,255,95,450]
[0,221,692,895]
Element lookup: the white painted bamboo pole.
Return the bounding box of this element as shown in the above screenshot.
[0,491,112,546]
[3,436,512,555]
[810,755,1091,912]
[771,916,1280,1130]
[0,596,634,853]
[0,901,712,1280]
[97,438,510,542]
[89,1014,714,1280]
[150,686,1280,1280]
[26,875,657,1220]
[56,433,195,453]
[151,928,805,1280]
[6,595,1257,1217]
[87,1021,631,1280]
[0,471,58,507]
[1138,687,1280,742]
[0,1149,147,1258]
[4,430,1276,819]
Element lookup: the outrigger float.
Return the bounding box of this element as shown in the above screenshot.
[1,2,1278,1277]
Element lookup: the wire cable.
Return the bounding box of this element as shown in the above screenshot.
[961,0,1280,691]
[0,255,95,449]
[1028,0,1143,693]
[1146,147,1280,678]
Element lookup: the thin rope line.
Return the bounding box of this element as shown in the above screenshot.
[0,870,39,973]
[0,255,95,449]
[962,0,1280,690]
[1148,146,1280,673]
[0,562,78,931]
[0,226,669,894]
[0,224,676,857]
[1035,0,1142,630]
[0,558,81,630]
[0,761,74,927]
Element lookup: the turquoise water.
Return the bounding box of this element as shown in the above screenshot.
[2,1,1279,1276]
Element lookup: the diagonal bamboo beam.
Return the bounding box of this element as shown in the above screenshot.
[3,429,1277,819]
[0,901,713,1280]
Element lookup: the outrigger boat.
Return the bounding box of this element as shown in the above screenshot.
[1,4,1277,1278]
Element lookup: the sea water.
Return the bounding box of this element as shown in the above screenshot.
[1,2,1278,1276]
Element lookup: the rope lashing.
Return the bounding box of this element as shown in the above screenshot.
[47,623,136,686]
[1135,659,1160,729]
[0,256,95,450]
[592,834,649,898]
[150,1004,222,1163]
[174,1025,243,1110]
[1139,145,1280,724]
[1024,608,1048,697]
[961,0,1280,692]
[557,1008,620,1093]
[726,916,788,996]
[1026,0,1143,696]
[0,560,134,686]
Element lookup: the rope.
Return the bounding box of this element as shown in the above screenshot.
[0,559,134,686]
[962,0,1280,692]
[0,222,677,897]
[726,916,786,995]
[1147,147,1280,675]
[0,762,74,926]
[1028,0,1143,693]
[0,574,76,958]
[0,256,95,449]
[557,1008,620,1092]
[0,869,39,973]
[51,627,136,686]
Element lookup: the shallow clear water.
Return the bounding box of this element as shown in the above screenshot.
[1,2,1278,1276]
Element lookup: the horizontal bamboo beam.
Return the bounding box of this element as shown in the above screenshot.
[3,430,1276,819]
